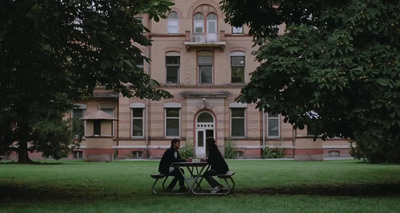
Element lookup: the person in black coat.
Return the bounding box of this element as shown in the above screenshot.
[158,138,187,191]
[203,137,229,193]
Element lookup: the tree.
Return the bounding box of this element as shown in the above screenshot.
[220,0,400,163]
[0,0,174,163]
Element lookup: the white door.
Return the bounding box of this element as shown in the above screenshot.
[195,112,214,158]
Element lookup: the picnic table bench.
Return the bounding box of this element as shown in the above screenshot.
[151,165,235,195]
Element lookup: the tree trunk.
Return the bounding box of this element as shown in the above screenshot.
[17,120,34,164]
[17,139,33,164]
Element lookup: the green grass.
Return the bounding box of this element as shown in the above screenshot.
[1,159,400,213]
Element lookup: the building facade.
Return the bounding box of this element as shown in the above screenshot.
[69,0,351,161]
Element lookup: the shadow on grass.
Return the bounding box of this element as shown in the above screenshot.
[243,183,400,197]
[1,183,400,201]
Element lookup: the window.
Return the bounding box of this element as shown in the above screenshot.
[206,13,217,42]
[132,151,143,158]
[72,104,86,139]
[166,52,180,84]
[193,12,218,42]
[165,108,180,137]
[93,120,101,136]
[134,56,144,70]
[231,108,245,137]
[232,26,243,34]
[73,151,83,159]
[194,13,204,34]
[268,113,280,137]
[100,104,115,116]
[132,108,144,137]
[100,103,115,136]
[131,103,145,137]
[198,51,213,84]
[198,113,213,122]
[167,12,179,34]
[231,52,245,83]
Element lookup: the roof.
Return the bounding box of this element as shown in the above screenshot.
[82,110,117,120]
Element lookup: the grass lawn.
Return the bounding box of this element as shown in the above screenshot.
[0,159,400,213]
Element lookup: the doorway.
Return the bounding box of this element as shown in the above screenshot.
[195,112,214,158]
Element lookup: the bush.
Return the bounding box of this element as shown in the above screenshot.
[351,131,400,163]
[180,142,194,159]
[262,146,284,159]
[224,139,237,159]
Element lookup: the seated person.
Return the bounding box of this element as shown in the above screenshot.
[203,137,229,193]
[158,138,187,191]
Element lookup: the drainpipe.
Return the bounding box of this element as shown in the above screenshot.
[292,127,296,157]
[262,109,266,154]
[145,16,151,158]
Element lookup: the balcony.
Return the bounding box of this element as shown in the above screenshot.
[184,30,226,51]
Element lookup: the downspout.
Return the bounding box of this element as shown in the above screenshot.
[145,16,151,158]
[262,110,266,156]
[116,96,119,157]
[292,127,296,157]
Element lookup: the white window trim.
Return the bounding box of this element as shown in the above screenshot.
[230,107,246,138]
[164,102,181,137]
[267,113,281,138]
[165,52,180,84]
[130,102,145,138]
[232,26,243,34]
[167,12,179,34]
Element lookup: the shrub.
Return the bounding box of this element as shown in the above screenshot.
[180,142,194,159]
[224,139,237,159]
[262,142,285,159]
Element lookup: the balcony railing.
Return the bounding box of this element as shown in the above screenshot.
[184,31,226,50]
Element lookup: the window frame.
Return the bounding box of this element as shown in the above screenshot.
[267,113,280,138]
[232,26,243,34]
[231,51,245,84]
[193,13,204,34]
[230,107,246,138]
[167,11,179,34]
[100,103,115,136]
[198,51,213,84]
[130,103,145,138]
[165,52,180,84]
[164,102,181,138]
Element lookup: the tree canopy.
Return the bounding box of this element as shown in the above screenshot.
[221,0,400,163]
[0,0,174,163]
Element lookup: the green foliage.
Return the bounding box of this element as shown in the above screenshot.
[32,118,80,160]
[350,131,400,163]
[263,147,285,159]
[179,142,194,159]
[0,0,174,163]
[224,139,237,159]
[222,0,400,163]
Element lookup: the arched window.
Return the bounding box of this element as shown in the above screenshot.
[194,13,204,34]
[167,12,179,34]
[206,13,217,41]
[198,113,213,122]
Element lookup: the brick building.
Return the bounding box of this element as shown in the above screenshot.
[68,0,351,161]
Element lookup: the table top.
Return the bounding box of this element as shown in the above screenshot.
[172,162,208,167]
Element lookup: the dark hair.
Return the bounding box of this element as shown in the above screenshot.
[171,138,180,145]
[206,137,215,146]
